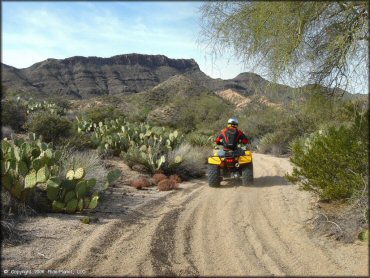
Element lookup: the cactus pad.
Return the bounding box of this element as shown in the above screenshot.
[175,156,183,164]
[32,159,44,171]
[14,148,21,161]
[66,198,78,213]
[18,161,29,177]
[74,168,85,179]
[31,148,41,158]
[61,179,75,190]
[64,190,76,203]
[66,170,75,180]
[87,179,96,189]
[77,199,84,212]
[75,180,88,199]
[25,170,37,188]
[36,166,49,183]
[52,201,65,212]
[88,195,99,209]
[107,169,121,185]
[47,184,60,201]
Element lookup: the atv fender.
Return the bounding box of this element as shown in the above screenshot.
[239,151,252,164]
[208,156,222,165]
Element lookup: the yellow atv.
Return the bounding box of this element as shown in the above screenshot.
[207,147,253,186]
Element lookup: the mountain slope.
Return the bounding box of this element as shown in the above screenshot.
[1,54,200,99]
[2,54,360,102]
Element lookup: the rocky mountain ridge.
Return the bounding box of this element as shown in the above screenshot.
[1,54,200,99]
[1,53,361,101]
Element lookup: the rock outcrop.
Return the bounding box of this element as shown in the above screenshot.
[1,54,200,99]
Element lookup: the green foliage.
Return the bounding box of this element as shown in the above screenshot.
[287,109,368,200]
[25,113,73,143]
[186,132,214,147]
[1,99,27,132]
[1,135,63,201]
[59,131,94,151]
[26,100,67,115]
[1,135,119,213]
[171,95,234,133]
[200,2,368,89]
[106,169,121,188]
[81,106,126,124]
[358,230,369,241]
[77,117,184,172]
[163,143,209,180]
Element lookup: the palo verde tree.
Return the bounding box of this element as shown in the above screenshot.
[199,1,369,93]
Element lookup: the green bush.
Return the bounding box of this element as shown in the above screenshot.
[82,106,126,123]
[287,109,368,200]
[1,100,27,132]
[163,143,209,180]
[186,132,213,147]
[47,97,71,110]
[25,113,73,143]
[59,132,94,151]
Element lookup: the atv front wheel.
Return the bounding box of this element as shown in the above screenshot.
[208,165,220,187]
[242,163,253,185]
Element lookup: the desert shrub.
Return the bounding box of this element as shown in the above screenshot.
[287,109,368,200]
[258,132,284,155]
[257,111,317,155]
[130,177,151,189]
[1,99,27,132]
[59,125,94,151]
[126,106,151,123]
[47,97,71,110]
[164,143,210,180]
[121,144,165,173]
[82,106,126,123]
[25,112,73,143]
[169,174,182,184]
[153,173,167,184]
[163,95,233,133]
[239,105,282,138]
[59,149,109,192]
[186,132,213,147]
[157,178,179,191]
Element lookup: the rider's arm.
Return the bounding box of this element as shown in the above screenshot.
[215,134,223,145]
[239,131,249,144]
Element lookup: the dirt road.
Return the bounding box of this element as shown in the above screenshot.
[2,154,367,276]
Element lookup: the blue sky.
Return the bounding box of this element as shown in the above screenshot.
[2,1,245,80]
[2,1,368,93]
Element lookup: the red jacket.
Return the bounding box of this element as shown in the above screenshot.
[215,127,249,147]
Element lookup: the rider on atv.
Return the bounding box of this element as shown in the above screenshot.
[215,117,249,155]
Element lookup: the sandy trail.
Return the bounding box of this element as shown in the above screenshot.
[2,154,367,276]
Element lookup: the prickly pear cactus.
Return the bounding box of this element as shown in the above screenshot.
[66,170,75,180]
[1,136,108,214]
[78,119,184,171]
[25,170,37,189]
[74,168,85,180]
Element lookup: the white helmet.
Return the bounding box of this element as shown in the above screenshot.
[228,117,239,126]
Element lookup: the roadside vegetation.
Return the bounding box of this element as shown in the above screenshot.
[200,1,369,242]
[2,83,368,243]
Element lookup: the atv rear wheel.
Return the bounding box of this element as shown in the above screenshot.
[242,163,253,185]
[208,165,220,187]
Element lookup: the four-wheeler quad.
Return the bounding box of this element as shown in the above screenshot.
[207,147,253,187]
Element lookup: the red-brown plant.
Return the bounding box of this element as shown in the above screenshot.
[152,173,167,185]
[130,177,150,190]
[157,178,179,191]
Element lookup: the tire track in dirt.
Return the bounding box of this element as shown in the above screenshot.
[33,153,367,276]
